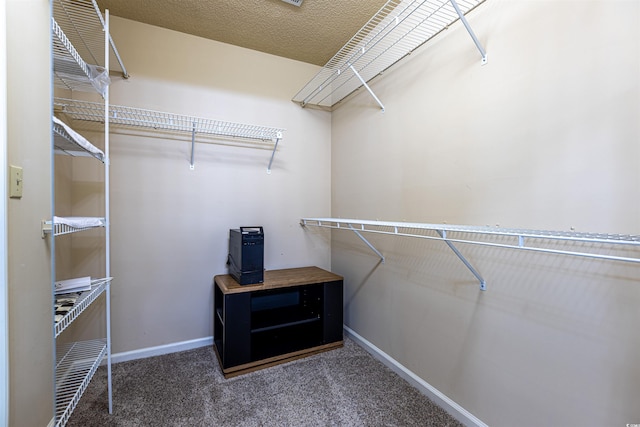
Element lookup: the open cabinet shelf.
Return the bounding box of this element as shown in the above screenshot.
[213,267,343,378]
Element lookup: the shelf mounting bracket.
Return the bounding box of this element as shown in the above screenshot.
[349,64,385,112]
[437,230,486,290]
[449,0,487,65]
[267,132,283,174]
[348,223,385,263]
[41,220,52,239]
[189,122,196,170]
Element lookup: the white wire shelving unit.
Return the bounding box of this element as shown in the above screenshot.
[54,97,286,172]
[301,218,640,290]
[292,0,486,111]
[50,1,119,425]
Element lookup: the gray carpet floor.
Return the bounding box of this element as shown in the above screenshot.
[67,337,463,426]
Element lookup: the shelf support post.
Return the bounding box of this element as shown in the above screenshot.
[267,132,283,174]
[190,121,196,170]
[348,223,385,263]
[104,10,114,415]
[348,64,385,112]
[437,230,486,290]
[449,0,487,65]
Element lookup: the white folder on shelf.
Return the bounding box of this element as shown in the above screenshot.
[55,276,92,295]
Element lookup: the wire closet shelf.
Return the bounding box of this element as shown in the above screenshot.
[54,98,285,143]
[55,278,112,337]
[292,0,486,110]
[55,340,108,427]
[52,18,101,94]
[53,119,105,161]
[55,97,286,171]
[53,0,128,80]
[301,218,640,289]
[41,218,106,238]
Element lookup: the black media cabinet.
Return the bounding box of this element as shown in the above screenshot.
[213,266,343,378]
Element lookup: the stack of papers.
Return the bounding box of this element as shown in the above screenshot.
[55,276,92,295]
[54,293,81,323]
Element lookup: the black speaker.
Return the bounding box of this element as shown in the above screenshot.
[228,227,264,285]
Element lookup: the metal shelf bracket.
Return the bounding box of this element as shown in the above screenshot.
[449,0,488,65]
[348,223,386,263]
[42,220,52,239]
[437,229,486,290]
[267,132,284,174]
[349,64,385,112]
[190,122,196,170]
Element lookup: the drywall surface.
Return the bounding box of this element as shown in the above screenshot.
[330,1,640,426]
[63,17,332,354]
[6,0,53,425]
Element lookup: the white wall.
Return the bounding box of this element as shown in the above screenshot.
[0,0,8,424]
[330,1,640,426]
[6,0,53,425]
[62,17,333,354]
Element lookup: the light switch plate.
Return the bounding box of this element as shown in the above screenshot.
[10,165,23,198]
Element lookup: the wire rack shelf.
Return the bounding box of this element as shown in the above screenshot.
[301,218,640,290]
[42,218,106,238]
[53,0,128,77]
[54,98,284,142]
[55,339,107,427]
[53,118,105,161]
[292,0,486,110]
[55,278,112,337]
[52,18,98,94]
[55,97,285,171]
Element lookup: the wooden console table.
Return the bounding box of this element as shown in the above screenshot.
[213,266,343,378]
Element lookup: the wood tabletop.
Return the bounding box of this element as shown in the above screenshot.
[214,266,342,294]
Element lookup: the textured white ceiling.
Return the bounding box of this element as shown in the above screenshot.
[96,0,388,66]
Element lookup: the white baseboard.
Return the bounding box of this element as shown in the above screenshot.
[110,336,213,364]
[344,326,487,427]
